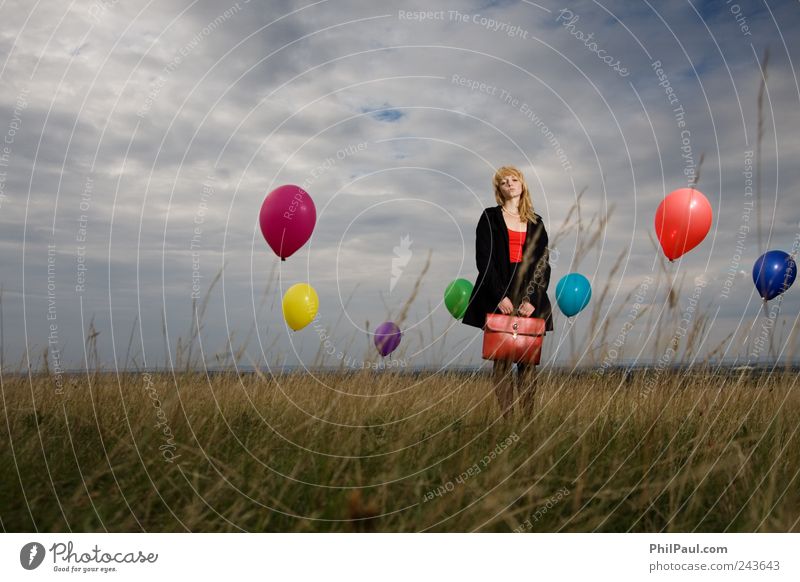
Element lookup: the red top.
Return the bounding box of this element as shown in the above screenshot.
[508,228,526,263]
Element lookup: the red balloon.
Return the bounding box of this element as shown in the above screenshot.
[654,188,713,261]
[259,185,316,261]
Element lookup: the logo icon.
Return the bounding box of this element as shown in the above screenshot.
[390,234,413,292]
[20,542,45,570]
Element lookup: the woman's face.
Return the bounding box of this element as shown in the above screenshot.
[498,174,522,199]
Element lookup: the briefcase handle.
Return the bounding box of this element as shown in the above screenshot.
[495,301,534,317]
[513,302,534,316]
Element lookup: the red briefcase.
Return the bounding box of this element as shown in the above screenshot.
[482,313,545,365]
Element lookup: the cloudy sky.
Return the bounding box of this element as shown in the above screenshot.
[1,0,798,372]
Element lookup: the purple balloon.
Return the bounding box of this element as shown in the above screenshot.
[374,321,402,357]
[259,185,316,261]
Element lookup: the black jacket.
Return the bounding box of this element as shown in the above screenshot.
[462,205,554,331]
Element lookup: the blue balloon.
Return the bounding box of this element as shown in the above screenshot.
[555,273,592,317]
[752,250,797,300]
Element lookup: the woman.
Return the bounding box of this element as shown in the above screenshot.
[462,166,553,420]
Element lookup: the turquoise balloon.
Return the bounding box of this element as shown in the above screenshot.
[555,273,592,317]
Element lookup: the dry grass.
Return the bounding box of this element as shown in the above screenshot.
[0,367,798,532]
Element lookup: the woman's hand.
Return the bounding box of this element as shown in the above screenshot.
[497,297,514,315]
[518,300,535,317]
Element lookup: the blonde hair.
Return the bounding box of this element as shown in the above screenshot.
[493,166,537,223]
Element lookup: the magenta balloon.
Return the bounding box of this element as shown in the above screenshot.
[259,185,316,260]
[374,321,402,357]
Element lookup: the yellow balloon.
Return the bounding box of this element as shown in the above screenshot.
[282,283,319,331]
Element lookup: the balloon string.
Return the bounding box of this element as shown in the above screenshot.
[769,293,788,361]
[568,315,576,365]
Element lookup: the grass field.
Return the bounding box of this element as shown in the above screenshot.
[1,367,798,532]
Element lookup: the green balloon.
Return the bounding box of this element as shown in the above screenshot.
[444,278,474,319]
